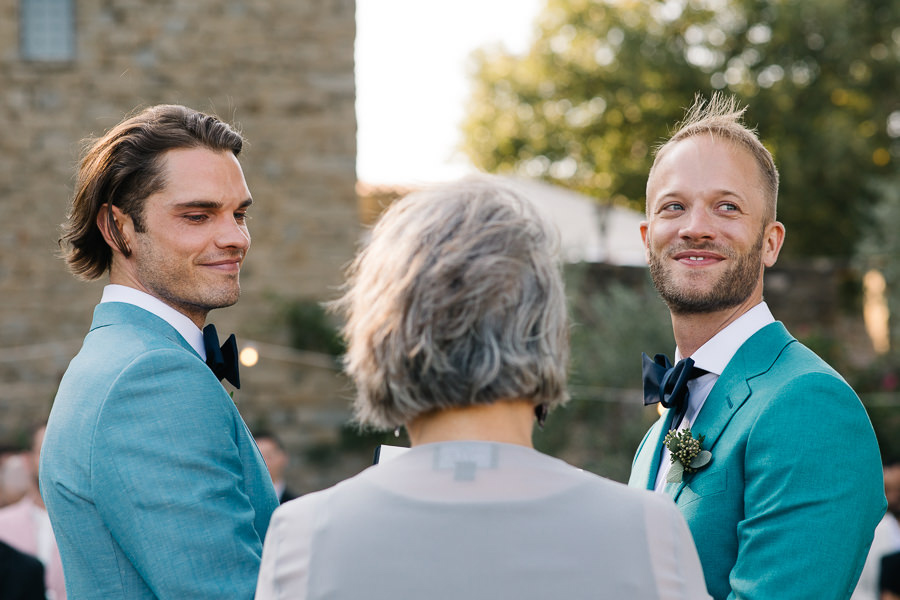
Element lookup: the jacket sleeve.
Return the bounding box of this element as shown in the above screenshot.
[91,348,271,600]
[728,370,886,600]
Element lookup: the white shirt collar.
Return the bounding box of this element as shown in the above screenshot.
[100,284,206,360]
[675,302,775,376]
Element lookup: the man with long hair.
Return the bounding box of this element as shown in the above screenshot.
[40,105,278,599]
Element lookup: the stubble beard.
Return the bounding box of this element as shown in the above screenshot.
[133,235,242,321]
[154,275,241,317]
[648,231,765,315]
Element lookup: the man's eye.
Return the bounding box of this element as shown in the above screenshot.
[185,214,207,222]
[235,212,249,223]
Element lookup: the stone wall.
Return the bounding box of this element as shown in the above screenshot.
[0,0,363,491]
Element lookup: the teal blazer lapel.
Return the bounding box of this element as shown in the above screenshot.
[629,408,676,490]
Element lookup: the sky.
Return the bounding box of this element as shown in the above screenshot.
[355,0,544,185]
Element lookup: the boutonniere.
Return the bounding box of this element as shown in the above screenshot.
[663,428,712,483]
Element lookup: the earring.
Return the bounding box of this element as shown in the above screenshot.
[393,426,401,438]
[534,404,548,430]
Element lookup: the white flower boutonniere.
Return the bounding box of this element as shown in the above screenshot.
[663,428,712,483]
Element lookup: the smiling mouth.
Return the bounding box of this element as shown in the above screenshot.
[671,242,724,257]
[202,253,244,267]
[673,251,724,266]
[202,259,243,272]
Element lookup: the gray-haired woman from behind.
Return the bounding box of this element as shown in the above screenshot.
[255,175,711,600]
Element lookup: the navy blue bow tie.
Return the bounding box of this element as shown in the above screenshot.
[204,324,241,389]
[641,353,706,429]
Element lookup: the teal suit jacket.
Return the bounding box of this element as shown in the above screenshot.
[629,322,885,600]
[40,302,279,599]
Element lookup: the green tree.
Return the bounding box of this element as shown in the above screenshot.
[462,0,900,258]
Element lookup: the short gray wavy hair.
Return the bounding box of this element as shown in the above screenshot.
[334,174,570,430]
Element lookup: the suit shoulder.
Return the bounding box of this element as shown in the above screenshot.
[85,317,193,358]
[766,341,856,400]
[58,343,231,446]
[64,335,213,401]
[778,339,844,376]
[105,347,229,413]
[747,344,874,449]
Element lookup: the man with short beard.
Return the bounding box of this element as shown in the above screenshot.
[40,105,278,599]
[628,93,885,600]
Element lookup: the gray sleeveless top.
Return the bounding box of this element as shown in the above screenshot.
[255,441,710,600]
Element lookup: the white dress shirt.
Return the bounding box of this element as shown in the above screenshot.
[100,284,206,360]
[654,302,775,490]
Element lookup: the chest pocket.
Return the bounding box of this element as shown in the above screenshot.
[677,467,727,506]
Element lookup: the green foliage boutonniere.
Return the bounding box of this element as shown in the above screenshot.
[663,428,712,483]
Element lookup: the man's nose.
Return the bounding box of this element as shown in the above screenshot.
[217,215,251,249]
[679,207,715,240]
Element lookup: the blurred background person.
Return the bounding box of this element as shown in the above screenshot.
[885,459,900,526]
[255,175,711,600]
[0,539,45,600]
[853,456,900,600]
[0,425,65,599]
[254,431,298,504]
[0,445,31,508]
[881,551,900,600]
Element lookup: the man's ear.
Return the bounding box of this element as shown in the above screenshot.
[762,220,785,268]
[640,221,651,265]
[96,203,133,257]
